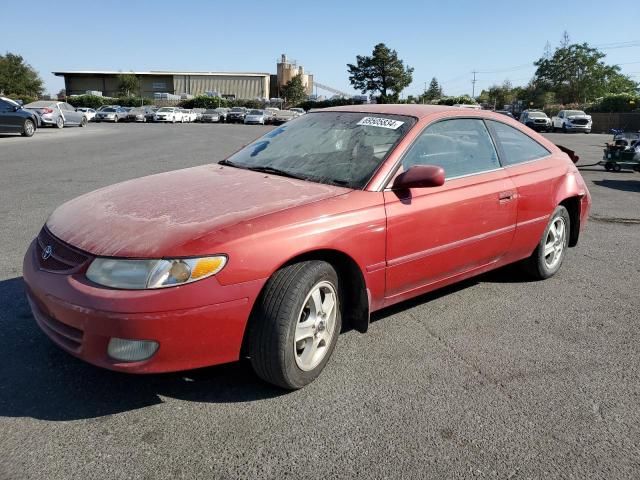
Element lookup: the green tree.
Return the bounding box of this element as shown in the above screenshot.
[420,77,443,102]
[0,53,44,97]
[281,74,307,106]
[347,43,414,103]
[117,73,140,97]
[533,42,637,103]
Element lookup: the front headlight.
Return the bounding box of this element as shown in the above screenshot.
[86,256,227,289]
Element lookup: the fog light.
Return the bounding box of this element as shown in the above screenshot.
[107,338,159,362]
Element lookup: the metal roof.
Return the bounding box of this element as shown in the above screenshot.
[53,70,271,77]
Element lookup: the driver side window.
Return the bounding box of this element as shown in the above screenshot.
[401,118,500,179]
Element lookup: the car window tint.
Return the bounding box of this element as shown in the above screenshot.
[402,118,500,179]
[487,121,550,166]
[0,100,11,112]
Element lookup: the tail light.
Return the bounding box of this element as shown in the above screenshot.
[41,108,53,114]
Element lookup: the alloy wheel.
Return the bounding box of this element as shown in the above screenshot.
[294,281,338,371]
[543,217,566,269]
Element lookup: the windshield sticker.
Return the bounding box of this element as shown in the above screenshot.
[357,117,404,129]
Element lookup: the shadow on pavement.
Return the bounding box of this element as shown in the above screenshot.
[0,277,285,422]
[593,179,640,193]
[0,262,532,421]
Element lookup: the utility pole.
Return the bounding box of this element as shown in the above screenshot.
[423,81,427,104]
[471,71,477,98]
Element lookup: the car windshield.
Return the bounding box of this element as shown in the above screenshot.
[103,108,116,112]
[222,111,415,189]
[249,110,263,115]
[566,110,586,116]
[157,107,173,112]
[231,108,244,112]
[529,112,547,118]
[204,109,218,114]
[130,108,144,113]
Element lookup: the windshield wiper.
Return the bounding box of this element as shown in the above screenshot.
[218,159,238,167]
[245,166,308,180]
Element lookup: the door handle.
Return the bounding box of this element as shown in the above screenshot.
[499,191,516,202]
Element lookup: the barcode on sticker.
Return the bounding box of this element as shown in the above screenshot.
[356,117,404,129]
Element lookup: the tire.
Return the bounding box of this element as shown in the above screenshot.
[523,206,570,280]
[142,117,147,123]
[114,116,119,123]
[562,124,567,133]
[249,261,342,389]
[55,116,64,129]
[21,119,35,137]
[613,163,622,172]
[605,162,614,171]
[79,117,87,127]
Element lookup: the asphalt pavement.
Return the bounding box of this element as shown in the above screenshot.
[0,123,638,479]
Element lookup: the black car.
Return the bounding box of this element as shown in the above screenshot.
[0,97,39,137]
[227,107,247,123]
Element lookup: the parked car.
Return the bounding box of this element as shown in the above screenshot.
[145,106,159,122]
[227,107,247,123]
[24,105,591,389]
[551,110,592,133]
[244,109,268,125]
[76,108,96,122]
[272,109,298,124]
[94,107,127,123]
[154,107,182,123]
[264,107,280,123]
[96,105,121,112]
[127,106,155,123]
[201,109,222,123]
[289,108,306,116]
[520,110,552,132]
[0,96,39,137]
[214,107,229,122]
[24,101,87,128]
[495,110,515,119]
[183,109,198,123]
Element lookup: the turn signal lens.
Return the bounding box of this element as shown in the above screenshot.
[191,257,226,279]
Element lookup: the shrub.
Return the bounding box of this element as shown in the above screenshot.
[588,93,640,113]
[436,95,477,106]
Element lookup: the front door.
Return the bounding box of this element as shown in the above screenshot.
[383,118,518,301]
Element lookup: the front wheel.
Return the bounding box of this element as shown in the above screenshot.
[22,119,35,137]
[562,124,567,133]
[523,206,570,280]
[79,117,87,127]
[249,261,342,389]
[114,116,119,123]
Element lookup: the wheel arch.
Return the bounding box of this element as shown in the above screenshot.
[240,248,370,358]
[559,196,581,247]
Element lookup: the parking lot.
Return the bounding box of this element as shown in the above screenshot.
[0,124,639,479]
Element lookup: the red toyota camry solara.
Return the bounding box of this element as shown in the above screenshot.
[23,105,591,389]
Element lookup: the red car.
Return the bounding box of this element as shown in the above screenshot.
[23,105,591,389]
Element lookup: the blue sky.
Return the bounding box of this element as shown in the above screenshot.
[2,0,639,97]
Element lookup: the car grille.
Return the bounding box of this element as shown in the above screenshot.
[534,119,546,124]
[36,227,89,273]
[28,293,83,352]
[572,119,588,125]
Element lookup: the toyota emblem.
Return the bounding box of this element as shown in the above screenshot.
[42,245,53,260]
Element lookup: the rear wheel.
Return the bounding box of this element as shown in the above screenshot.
[562,124,567,133]
[56,117,64,129]
[613,163,622,172]
[523,206,570,280]
[249,261,341,389]
[114,116,119,123]
[605,162,614,171]
[79,117,87,127]
[21,119,35,137]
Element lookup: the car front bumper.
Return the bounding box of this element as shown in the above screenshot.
[23,240,264,373]
[565,123,591,131]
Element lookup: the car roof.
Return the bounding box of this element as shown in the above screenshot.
[25,100,58,107]
[323,104,478,119]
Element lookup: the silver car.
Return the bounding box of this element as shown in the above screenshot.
[24,101,87,128]
[201,109,221,123]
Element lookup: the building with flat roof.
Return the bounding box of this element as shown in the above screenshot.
[53,70,272,100]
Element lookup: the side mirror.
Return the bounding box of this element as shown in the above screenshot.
[392,165,445,190]
[13,104,21,112]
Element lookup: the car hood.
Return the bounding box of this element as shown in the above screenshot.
[46,165,349,258]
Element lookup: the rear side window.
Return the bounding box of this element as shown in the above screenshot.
[487,121,550,166]
[402,118,500,179]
